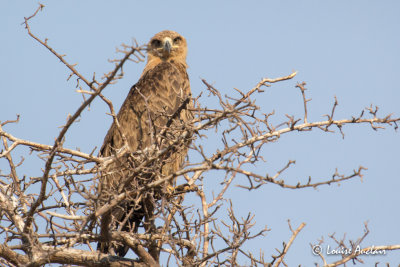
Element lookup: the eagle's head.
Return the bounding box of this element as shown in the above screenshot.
[147,30,187,63]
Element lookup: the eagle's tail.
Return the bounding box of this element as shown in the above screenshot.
[97,201,145,257]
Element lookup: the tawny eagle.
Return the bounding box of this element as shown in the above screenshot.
[98,30,192,257]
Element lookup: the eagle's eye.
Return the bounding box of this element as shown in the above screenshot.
[151,39,162,48]
[173,36,182,44]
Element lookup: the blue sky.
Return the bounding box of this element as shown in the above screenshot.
[2,1,400,265]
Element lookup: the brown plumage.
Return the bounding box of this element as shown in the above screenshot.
[97,30,192,258]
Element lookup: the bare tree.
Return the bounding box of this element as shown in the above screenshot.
[1,5,399,267]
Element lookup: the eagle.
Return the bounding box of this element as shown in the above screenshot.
[97,30,192,258]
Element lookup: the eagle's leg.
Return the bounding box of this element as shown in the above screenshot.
[97,210,112,254]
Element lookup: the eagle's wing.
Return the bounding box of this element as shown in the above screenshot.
[100,61,191,161]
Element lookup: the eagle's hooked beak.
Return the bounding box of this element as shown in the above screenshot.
[163,38,172,54]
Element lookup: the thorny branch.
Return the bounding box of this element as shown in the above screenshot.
[272,220,306,267]
[1,4,399,267]
[311,222,400,267]
[21,4,145,239]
